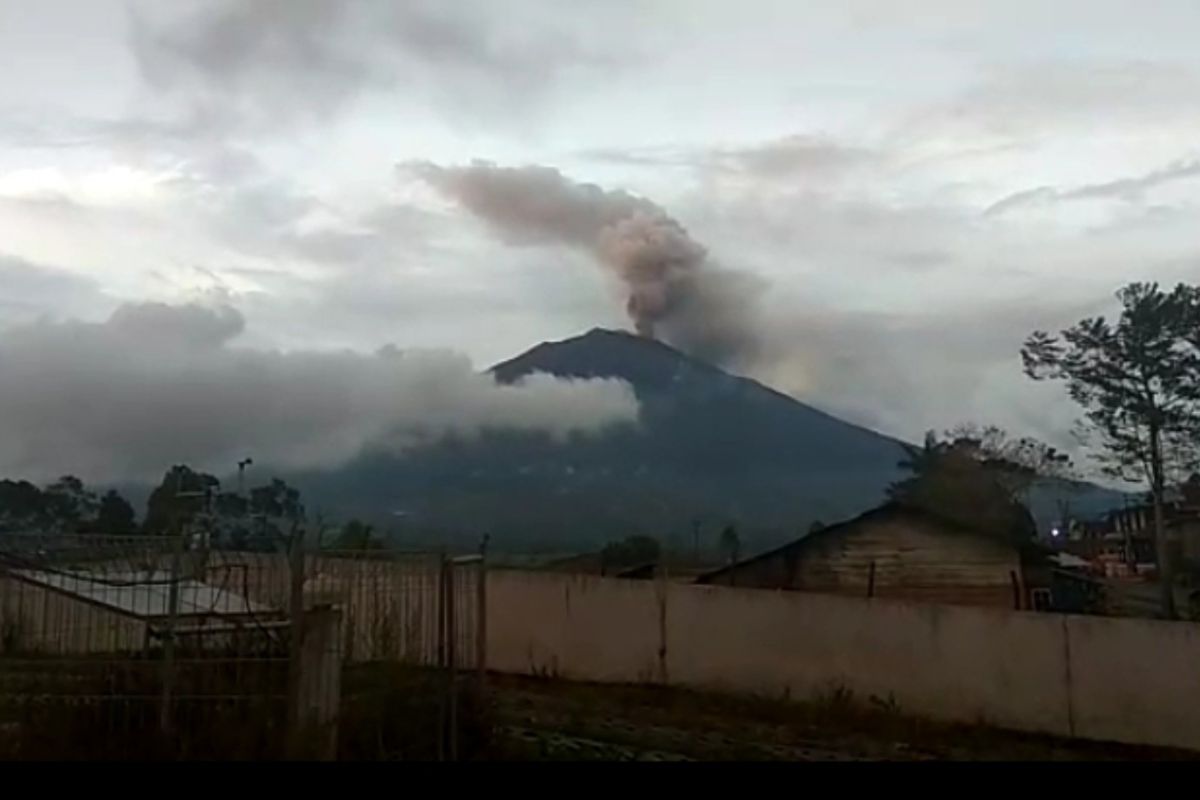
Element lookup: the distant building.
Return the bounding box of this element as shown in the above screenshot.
[695,502,1054,611]
[1101,496,1200,575]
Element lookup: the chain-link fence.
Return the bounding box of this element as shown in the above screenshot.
[0,533,487,760]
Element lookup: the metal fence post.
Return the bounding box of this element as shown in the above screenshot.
[159,527,185,736]
[435,552,447,762]
[477,534,489,686]
[286,522,307,756]
[446,557,458,762]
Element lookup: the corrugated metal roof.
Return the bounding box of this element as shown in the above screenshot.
[12,570,279,621]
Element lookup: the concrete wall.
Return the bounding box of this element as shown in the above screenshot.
[488,569,1200,751]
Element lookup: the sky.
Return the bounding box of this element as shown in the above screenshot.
[2,0,1199,480]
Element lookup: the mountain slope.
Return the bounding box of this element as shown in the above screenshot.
[297,329,913,550]
[491,328,909,474]
[288,328,1126,551]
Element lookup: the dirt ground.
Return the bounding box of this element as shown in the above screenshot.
[485,675,1197,761]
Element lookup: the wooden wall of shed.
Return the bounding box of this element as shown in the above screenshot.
[720,515,1023,609]
[1178,520,1200,568]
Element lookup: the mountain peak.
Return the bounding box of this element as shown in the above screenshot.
[489,326,725,389]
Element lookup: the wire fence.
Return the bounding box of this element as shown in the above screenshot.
[0,532,487,760]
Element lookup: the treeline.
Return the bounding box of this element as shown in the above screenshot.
[0,465,304,545]
[0,476,136,534]
[0,464,389,552]
[142,465,305,550]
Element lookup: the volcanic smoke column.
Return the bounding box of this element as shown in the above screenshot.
[411,160,757,359]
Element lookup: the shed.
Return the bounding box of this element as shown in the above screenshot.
[696,502,1049,610]
[0,567,283,655]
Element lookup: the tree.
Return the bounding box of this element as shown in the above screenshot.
[890,430,1038,546]
[201,478,306,552]
[718,524,741,565]
[1023,282,1200,619]
[0,479,48,530]
[42,475,98,532]
[249,479,304,522]
[328,519,384,551]
[144,465,220,534]
[600,535,661,573]
[95,490,136,534]
[942,423,1075,494]
[942,423,1081,526]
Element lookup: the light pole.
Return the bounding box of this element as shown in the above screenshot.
[237,457,254,497]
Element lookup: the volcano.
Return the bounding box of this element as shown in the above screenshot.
[297,328,925,551]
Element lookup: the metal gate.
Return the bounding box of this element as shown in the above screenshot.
[301,547,487,761]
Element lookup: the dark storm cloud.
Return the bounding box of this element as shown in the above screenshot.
[0,302,638,482]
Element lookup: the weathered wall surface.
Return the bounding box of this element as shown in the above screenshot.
[1064,614,1200,750]
[712,515,1023,609]
[666,582,1070,736]
[488,570,664,683]
[488,569,1200,751]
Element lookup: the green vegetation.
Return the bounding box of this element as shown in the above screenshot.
[0,475,136,534]
[326,519,386,551]
[718,524,740,565]
[1023,282,1200,617]
[889,428,1049,545]
[486,675,1195,761]
[600,535,661,571]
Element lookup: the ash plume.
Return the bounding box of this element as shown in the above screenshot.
[410,160,760,363]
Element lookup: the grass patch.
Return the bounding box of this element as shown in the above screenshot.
[487,674,1196,761]
[338,663,495,761]
[0,655,290,760]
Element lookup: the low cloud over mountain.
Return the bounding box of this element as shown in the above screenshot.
[0,302,637,482]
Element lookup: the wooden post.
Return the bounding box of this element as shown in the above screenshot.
[867,560,876,599]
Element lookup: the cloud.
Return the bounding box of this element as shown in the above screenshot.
[128,0,621,127]
[130,0,377,120]
[744,295,1111,455]
[0,301,638,483]
[579,135,876,182]
[0,254,111,327]
[985,158,1200,216]
[904,60,1200,145]
[712,135,877,180]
